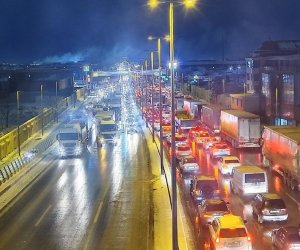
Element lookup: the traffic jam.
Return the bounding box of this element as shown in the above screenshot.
[136,84,300,250]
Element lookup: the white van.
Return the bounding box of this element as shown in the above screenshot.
[231,166,268,195]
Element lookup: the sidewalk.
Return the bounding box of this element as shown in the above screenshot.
[142,121,196,250]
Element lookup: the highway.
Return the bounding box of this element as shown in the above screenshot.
[177,143,300,249]
[0,110,153,249]
[1,80,300,250]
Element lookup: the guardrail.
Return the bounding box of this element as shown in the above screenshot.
[0,133,57,185]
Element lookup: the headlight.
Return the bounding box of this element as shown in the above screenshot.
[75,146,82,153]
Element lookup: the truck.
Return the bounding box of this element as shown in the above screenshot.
[201,104,222,134]
[183,99,203,118]
[220,110,261,148]
[175,110,198,134]
[262,126,300,191]
[96,117,119,147]
[57,123,87,158]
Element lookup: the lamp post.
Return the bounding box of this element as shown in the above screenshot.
[147,1,197,249]
[150,51,155,142]
[148,36,164,175]
[56,81,58,122]
[41,84,44,137]
[17,91,21,156]
[145,59,149,127]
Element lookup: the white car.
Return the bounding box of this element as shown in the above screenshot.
[178,156,200,174]
[175,143,192,158]
[209,143,231,158]
[218,156,241,175]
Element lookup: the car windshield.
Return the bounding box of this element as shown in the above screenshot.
[225,159,240,164]
[178,146,190,151]
[184,158,197,164]
[176,136,187,141]
[219,228,247,238]
[205,203,228,212]
[196,180,218,190]
[199,132,209,137]
[58,133,79,140]
[100,124,117,131]
[245,173,265,183]
[102,134,114,139]
[214,144,228,149]
[264,199,286,209]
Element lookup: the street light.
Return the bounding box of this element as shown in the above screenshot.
[147,35,165,175]
[150,51,155,143]
[40,84,44,137]
[147,0,197,249]
[17,91,21,156]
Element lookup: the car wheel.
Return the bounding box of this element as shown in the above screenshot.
[258,214,264,224]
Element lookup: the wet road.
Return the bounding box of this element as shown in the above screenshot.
[0,124,153,250]
[177,142,300,250]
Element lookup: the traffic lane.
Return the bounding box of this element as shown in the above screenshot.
[80,128,152,249]
[178,145,300,249]
[0,131,142,250]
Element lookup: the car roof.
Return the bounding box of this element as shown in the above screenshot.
[221,156,239,160]
[204,199,226,205]
[217,214,245,229]
[195,175,216,181]
[260,193,281,200]
[234,165,265,173]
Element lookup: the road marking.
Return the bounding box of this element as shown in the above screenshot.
[35,204,52,227]
[286,193,300,205]
[93,201,103,224]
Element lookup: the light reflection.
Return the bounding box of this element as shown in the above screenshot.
[243,203,253,219]
[222,178,230,198]
[53,158,90,249]
[274,176,281,193]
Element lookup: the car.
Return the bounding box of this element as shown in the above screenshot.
[218,155,241,175]
[271,226,300,250]
[209,143,231,158]
[195,131,210,146]
[197,199,230,226]
[178,156,200,174]
[208,214,252,250]
[175,143,192,158]
[251,193,288,224]
[203,136,221,150]
[190,175,220,203]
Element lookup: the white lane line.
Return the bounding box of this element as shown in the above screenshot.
[35,204,52,227]
[286,193,300,205]
[93,201,103,224]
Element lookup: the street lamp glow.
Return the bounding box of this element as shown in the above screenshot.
[183,0,197,9]
[148,35,154,40]
[147,0,159,9]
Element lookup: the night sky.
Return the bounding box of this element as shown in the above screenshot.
[0,0,299,65]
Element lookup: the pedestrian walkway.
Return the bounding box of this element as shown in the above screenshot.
[142,121,196,250]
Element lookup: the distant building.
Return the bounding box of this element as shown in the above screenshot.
[246,40,300,125]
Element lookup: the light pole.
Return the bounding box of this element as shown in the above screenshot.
[150,51,155,142]
[145,59,149,128]
[56,81,58,122]
[17,91,21,156]
[147,1,197,249]
[148,36,164,175]
[41,84,44,137]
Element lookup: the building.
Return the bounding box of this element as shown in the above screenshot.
[246,40,300,125]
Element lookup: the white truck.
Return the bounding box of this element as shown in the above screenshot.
[57,123,87,158]
[262,126,300,191]
[96,117,119,147]
[220,110,261,148]
[201,104,222,134]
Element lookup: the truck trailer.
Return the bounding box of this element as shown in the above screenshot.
[201,104,222,134]
[262,126,300,191]
[220,110,261,148]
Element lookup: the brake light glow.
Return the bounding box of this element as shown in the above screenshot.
[216,237,219,243]
[247,235,251,241]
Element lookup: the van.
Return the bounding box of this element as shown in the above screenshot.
[231,166,268,195]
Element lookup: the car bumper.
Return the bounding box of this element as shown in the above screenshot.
[262,214,288,222]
